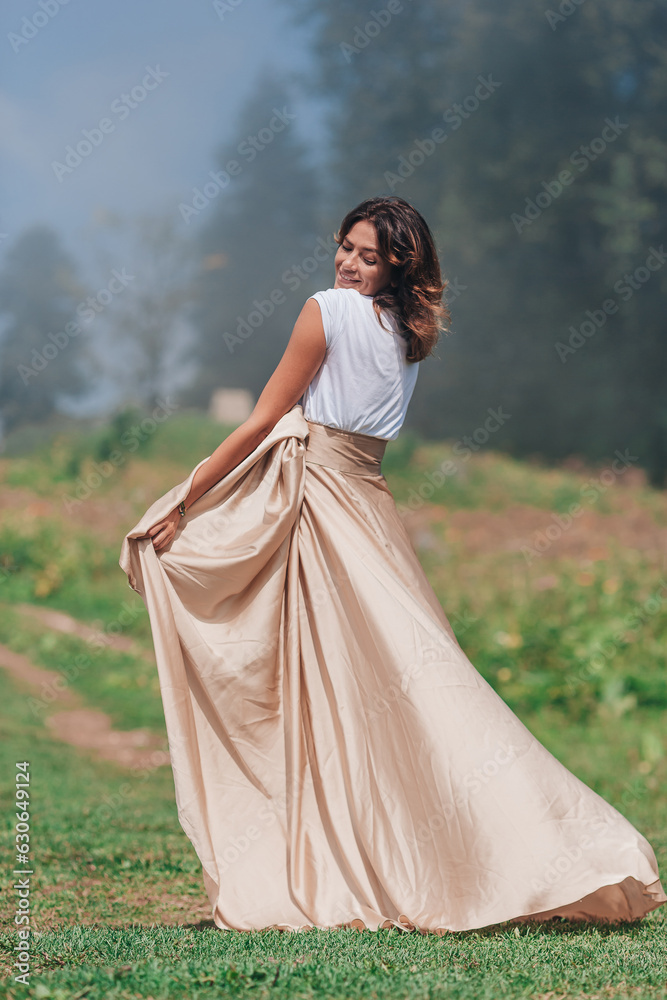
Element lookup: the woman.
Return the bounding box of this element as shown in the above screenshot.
[119,196,666,934]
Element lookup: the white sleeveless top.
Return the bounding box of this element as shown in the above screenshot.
[297,287,420,441]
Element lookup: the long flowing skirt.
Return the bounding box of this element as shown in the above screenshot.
[118,404,666,933]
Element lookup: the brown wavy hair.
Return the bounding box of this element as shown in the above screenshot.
[335,196,450,363]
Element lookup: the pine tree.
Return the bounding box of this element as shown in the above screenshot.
[284,0,667,483]
[180,70,323,411]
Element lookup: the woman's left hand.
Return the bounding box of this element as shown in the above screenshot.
[145,508,182,551]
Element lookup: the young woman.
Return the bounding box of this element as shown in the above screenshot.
[119,196,665,934]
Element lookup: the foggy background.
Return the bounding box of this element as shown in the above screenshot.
[1,0,666,485]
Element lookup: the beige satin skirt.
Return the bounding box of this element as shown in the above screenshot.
[119,404,666,933]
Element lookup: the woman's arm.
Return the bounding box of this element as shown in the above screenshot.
[147,298,326,550]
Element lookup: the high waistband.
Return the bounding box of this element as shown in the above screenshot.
[304,420,387,476]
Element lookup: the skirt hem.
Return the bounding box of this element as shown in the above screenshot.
[207,873,667,935]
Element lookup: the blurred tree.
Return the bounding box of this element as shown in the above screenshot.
[92,211,199,411]
[286,0,667,485]
[288,0,457,215]
[179,70,323,411]
[0,226,89,438]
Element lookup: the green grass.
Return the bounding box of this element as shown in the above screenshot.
[0,604,164,733]
[3,922,667,1000]
[0,517,150,634]
[0,645,664,999]
[2,408,239,496]
[1,409,666,998]
[387,437,667,519]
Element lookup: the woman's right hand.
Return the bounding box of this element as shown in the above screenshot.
[145,508,181,551]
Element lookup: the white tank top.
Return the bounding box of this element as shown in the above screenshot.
[298,288,420,441]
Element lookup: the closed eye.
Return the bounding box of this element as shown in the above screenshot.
[342,243,377,266]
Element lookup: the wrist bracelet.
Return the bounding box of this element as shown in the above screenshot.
[178,500,186,517]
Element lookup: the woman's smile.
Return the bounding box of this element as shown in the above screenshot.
[333,219,393,296]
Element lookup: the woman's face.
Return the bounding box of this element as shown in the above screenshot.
[334,219,394,296]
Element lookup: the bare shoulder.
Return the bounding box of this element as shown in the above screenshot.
[245,297,327,436]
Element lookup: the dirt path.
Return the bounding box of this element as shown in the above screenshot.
[0,641,169,771]
[3,489,666,772]
[14,602,155,660]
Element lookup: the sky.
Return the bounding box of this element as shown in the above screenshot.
[0,0,321,270]
[0,0,325,418]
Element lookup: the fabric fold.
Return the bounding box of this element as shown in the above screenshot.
[119,403,666,933]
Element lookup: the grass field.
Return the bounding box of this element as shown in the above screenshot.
[1,408,665,999]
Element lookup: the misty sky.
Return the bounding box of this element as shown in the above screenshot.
[1,0,320,268]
